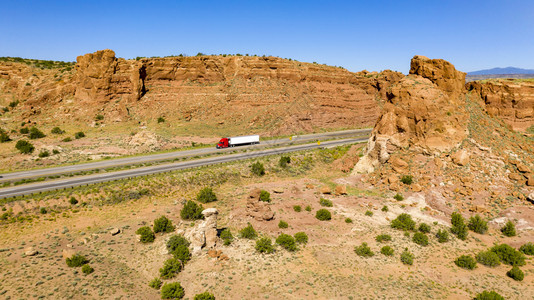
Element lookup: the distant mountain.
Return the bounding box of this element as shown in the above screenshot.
[468,67,534,75]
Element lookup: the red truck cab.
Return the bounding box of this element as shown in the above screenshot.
[216,138,230,149]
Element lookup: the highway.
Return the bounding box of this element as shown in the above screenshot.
[0,129,371,182]
[0,137,367,199]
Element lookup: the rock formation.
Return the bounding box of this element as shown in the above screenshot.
[246,189,275,221]
[185,208,218,254]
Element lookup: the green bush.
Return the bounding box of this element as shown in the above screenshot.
[51,126,65,134]
[194,292,216,300]
[69,197,78,205]
[161,282,185,299]
[250,161,265,176]
[345,217,353,223]
[418,223,431,233]
[239,223,258,239]
[180,200,204,220]
[20,127,29,134]
[255,237,274,254]
[197,187,217,203]
[52,149,60,154]
[400,175,413,185]
[149,277,162,289]
[455,255,477,270]
[474,290,504,300]
[490,244,526,266]
[29,127,45,139]
[375,234,392,243]
[305,205,312,212]
[81,264,94,274]
[451,212,468,240]
[38,150,50,158]
[66,254,88,267]
[172,245,191,264]
[276,233,297,251]
[506,266,524,281]
[319,198,333,207]
[154,216,175,233]
[519,242,534,255]
[393,193,404,201]
[160,258,183,279]
[354,242,374,257]
[365,210,373,217]
[157,117,165,123]
[412,232,429,246]
[293,205,301,212]
[501,220,516,237]
[220,229,233,246]
[391,213,416,231]
[278,220,288,229]
[0,128,11,142]
[436,229,449,243]
[476,251,501,267]
[40,207,47,214]
[400,249,414,265]
[136,226,155,243]
[259,190,271,202]
[167,235,190,253]
[279,156,291,168]
[294,232,308,244]
[381,246,394,256]
[62,137,72,142]
[381,205,389,212]
[468,215,488,234]
[15,140,34,154]
[74,131,85,139]
[315,209,331,221]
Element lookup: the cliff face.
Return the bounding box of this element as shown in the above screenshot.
[467,79,534,131]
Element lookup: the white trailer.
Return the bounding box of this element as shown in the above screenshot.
[229,135,260,146]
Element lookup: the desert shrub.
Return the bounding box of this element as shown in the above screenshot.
[412,232,429,246]
[160,258,183,279]
[197,187,217,203]
[66,254,88,267]
[315,209,331,221]
[451,212,468,240]
[19,127,29,134]
[255,237,274,254]
[239,223,257,239]
[418,223,431,233]
[166,235,190,252]
[381,246,394,256]
[220,229,233,246]
[38,150,50,158]
[15,140,34,154]
[278,220,289,229]
[294,232,308,244]
[519,242,534,255]
[250,161,265,176]
[161,282,185,299]
[293,205,301,212]
[319,198,333,207]
[393,193,404,201]
[157,117,165,123]
[29,127,45,139]
[40,207,47,214]
[381,205,389,212]
[400,175,413,185]
[51,126,65,134]
[468,215,488,234]
[476,251,501,267]
[501,220,516,237]
[52,149,60,154]
[490,244,526,266]
[259,190,270,202]
[354,242,374,257]
[279,156,291,168]
[436,229,449,243]
[62,137,72,142]
[345,217,353,223]
[305,205,312,212]
[194,292,215,300]
[180,200,204,220]
[154,216,175,233]
[81,264,94,274]
[74,131,85,139]
[276,233,297,251]
[400,248,414,265]
[506,266,524,281]
[391,213,416,231]
[172,245,191,264]
[136,226,155,243]
[0,128,10,142]
[69,197,78,205]
[149,277,162,290]
[455,255,477,270]
[365,210,373,217]
[474,291,504,300]
[375,234,392,243]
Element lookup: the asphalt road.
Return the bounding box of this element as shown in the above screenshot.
[0,137,367,199]
[0,129,371,182]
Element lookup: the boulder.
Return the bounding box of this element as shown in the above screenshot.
[526,173,534,186]
[335,185,347,195]
[185,208,219,255]
[452,150,470,166]
[320,186,332,194]
[390,157,409,173]
[246,189,275,221]
[62,249,76,259]
[24,247,38,256]
[516,163,531,173]
[109,228,120,236]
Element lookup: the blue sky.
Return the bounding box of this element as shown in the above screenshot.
[1,0,533,73]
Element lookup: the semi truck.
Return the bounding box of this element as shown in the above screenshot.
[216,135,260,149]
